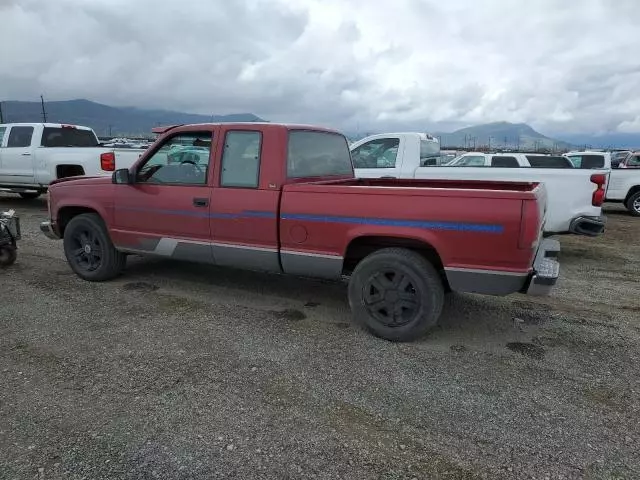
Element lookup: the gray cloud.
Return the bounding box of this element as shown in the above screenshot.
[0,0,639,134]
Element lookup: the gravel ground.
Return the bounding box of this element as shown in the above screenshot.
[1,194,639,480]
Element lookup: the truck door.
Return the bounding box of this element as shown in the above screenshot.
[209,127,281,273]
[351,136,404,178]
[111,128,214,263]
[0,126,36,184]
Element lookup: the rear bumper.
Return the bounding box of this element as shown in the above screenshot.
[523,238,560,296]
[40,220,61,240]
[568,215,606,237]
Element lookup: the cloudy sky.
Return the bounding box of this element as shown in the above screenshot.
[0,0,639,134]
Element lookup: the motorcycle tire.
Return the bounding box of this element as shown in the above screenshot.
[0,245,17,268]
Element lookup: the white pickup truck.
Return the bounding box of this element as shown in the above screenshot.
[351,133,608,236]
[0,123,144,199]
[565,151,640,216]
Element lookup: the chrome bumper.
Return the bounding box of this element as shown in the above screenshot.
[525,238,560,296]
[40,220,60,240]
[568,215,606,237]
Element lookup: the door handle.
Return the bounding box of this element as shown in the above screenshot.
[21,153,31,156]
[193,197,209,207]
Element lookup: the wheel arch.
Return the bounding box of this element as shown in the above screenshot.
[342,234,448,288]
[57,205,102,237]
[624,185,640,204]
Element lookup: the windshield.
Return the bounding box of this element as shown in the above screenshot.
[287,130,353,178]
[41,127,99,147]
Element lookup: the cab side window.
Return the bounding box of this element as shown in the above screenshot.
[627,155,640,167]
[453,155,486,166]
[490,156,518,167]
[220,131,262,188]
[136,132,212,185]
[0,127,6,146]
[351,138,400,169]
[7,126,34,148]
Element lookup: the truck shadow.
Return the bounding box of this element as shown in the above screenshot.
[0,195,48,211]
[122,257,529,344]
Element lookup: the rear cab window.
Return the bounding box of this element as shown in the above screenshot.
[41,127,99,147]
[526,155,574,168]
[287,130,353,178]
[490,156,519,167]
[565,154,605,169]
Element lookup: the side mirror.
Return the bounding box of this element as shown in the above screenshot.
[112,168,133,184]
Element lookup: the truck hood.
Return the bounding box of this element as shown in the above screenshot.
[50,176,112,187]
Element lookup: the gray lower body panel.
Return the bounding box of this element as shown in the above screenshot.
[280,250,343,280]
[445,238,560,297]
[445,268,528,295]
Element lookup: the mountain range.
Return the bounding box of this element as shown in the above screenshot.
[433,122,573,151]
[1,99,638,149]
[0,99,265,137]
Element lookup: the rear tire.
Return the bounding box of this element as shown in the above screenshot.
[63,213,126,281]
[625,191,640,217]
[348,247,444,342]
[19,192,40,200]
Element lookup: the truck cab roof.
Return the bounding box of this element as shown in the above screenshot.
[151,122,342,135]
[0,122,94,131]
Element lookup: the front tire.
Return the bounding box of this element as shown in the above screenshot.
[348,247,445,342]
[625,191,640,217]
[63,213,126,281]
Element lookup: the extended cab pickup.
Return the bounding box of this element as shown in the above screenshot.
[566,151,640,216]
[40,123,560,341]
[351,133,608,237]
[0,123,144,198]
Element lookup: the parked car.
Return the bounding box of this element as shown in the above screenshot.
[40,122,560,342]
[0,123,145,199]
[566,151,640,216]
[610,151,631,168]
[351,134,608,237]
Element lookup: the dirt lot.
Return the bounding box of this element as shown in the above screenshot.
[1,194,639,480]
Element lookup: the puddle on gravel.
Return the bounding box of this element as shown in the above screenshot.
[122,282,159,292]
[511,301,548,325]
[270,309,306,321]
[450,344,467,352]
[506,342,545,360]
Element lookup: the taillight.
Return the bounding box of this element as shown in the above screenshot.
[100,152,116,171]
[519,199,540,249]
[590,173,606,207]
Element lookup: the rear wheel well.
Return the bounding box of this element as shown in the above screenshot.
[56,165,85,179]
[343,236,449,289]
[58,207,100,236]
[624,185,640,204]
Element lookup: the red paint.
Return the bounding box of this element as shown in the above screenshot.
[47,123,546,275]
[590,173,606,207]
[100,152,116,171]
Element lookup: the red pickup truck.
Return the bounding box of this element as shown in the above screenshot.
[41,122,560,341]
